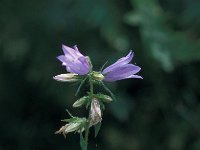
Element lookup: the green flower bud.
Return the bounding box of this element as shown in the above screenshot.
[91,71,104,81]
[73,96,88,107]
[95,94,113,103]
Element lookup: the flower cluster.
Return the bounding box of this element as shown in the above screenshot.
[54,45,142,82]
[53,44,142,150]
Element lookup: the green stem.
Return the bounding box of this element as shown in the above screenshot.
[89,76,94,96]
[84,73,93,150]
[84,121,90,150]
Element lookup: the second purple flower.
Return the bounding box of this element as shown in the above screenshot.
[102,51,142,82]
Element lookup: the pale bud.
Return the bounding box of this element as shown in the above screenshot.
[53,73,79,82]
[89,98,102,126]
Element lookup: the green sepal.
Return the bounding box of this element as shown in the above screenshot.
[62,117,87,124]
[85,96,92,109]
[99,100,105,110]
[87,56,93,71]
[90,71,104,82]
[85,100,91,110]
[61,117,80,123]
[94,122,102,137]
[95,93,113,103]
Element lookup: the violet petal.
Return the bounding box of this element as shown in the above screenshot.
[57,55,86,75]
[57,45,90,75]
[62,44,83,58]
[78,57,90,74]
[57,55,68,66]
[104,64,141,82]
[125,74,143,79]
[102,51,134,74]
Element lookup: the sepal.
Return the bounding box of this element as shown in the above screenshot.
[95,93,113,103]
[91,71,104,82]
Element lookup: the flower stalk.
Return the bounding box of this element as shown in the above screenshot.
[85,71,94,150]
[53,44,142,150]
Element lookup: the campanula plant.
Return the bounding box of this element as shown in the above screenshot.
[53,44,142,150]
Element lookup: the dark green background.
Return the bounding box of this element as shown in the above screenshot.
[0,0,199,150]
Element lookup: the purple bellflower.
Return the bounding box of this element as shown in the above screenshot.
[102,51,142,82]
[57,45,90,75]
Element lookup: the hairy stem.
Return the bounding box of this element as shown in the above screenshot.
[84,74,93,150]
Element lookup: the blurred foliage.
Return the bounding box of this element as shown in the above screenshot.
[0,0,200,150]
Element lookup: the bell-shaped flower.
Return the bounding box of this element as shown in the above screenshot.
[57,45,90,75]
[102,51,142,82]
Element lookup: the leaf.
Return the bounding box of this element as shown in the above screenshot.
[75,76,88,96]
[100,82,116,101]
[80,132,86,150]
[94,122,102,137]
[61,117,79,123]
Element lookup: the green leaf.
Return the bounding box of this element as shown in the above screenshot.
[94,122,102,137]
[80,132,86,150]
[75,76,88,96]
[100,82,116,101]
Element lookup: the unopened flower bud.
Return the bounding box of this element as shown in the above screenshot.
[73,96,88,107]
[55,118,86,137]
[55,123,80,137]
[89,98,102,126]
[91,71,104,81]
[95,94,113,103]
[53,73,79,82]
